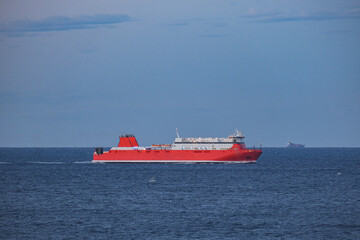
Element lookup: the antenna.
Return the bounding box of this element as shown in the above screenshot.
[176,128,180,138]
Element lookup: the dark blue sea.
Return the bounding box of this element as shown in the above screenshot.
[0,148,359,239]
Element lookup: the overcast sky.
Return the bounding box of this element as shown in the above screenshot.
[0,0,359,147]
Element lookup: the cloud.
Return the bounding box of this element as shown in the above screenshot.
[166,22,190,27]
[165,17,227,28]
[0,14,132,36]
[242,8,360,23]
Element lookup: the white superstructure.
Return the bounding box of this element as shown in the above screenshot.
[171,129,245,150]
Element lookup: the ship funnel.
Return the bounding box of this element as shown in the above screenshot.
[118,134,139,147]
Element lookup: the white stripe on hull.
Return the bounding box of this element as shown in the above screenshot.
[92,160,256,163]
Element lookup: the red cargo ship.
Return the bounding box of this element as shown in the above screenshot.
[93,129,262,163]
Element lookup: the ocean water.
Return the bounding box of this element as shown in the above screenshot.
[0,148,359,240]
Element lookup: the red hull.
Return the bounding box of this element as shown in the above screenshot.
[93,144,262,163]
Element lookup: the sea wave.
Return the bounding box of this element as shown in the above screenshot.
[29,161,64,164]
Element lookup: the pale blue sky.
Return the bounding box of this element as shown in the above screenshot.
[0,0,359,147]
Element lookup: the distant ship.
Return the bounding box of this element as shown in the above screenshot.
[93,129,262,163]
[286,142,305,148]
